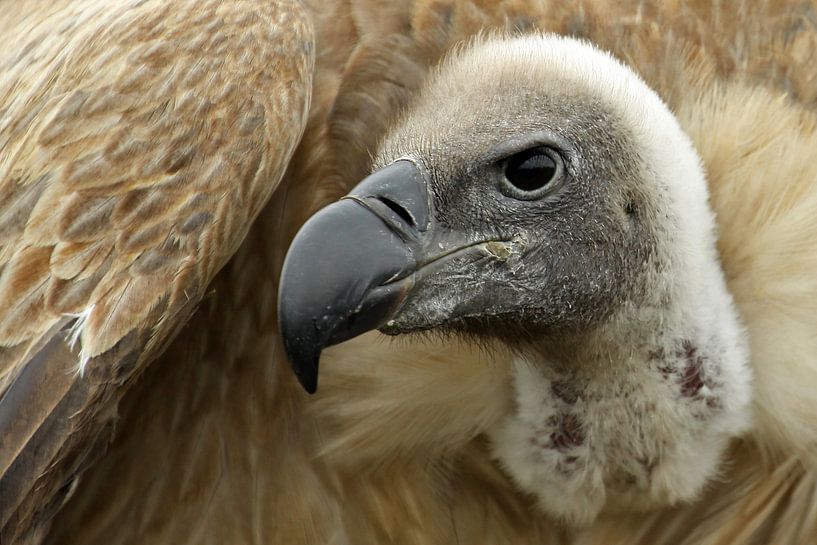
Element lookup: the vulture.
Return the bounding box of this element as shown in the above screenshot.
[1,0,817,544]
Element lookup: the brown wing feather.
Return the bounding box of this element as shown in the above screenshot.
[0,0,313,541]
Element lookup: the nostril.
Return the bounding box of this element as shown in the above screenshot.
[379,197,415,227]
[348,161,429,231]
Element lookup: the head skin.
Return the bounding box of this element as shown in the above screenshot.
[372,34,752,523]
[376,39,659,342]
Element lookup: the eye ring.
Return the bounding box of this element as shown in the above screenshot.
[499,146,564,200]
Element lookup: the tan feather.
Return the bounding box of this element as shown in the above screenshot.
[0,0,313,541]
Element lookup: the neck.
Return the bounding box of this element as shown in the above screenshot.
[488,256,752,525]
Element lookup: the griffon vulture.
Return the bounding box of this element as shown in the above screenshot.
[1,0,816,544]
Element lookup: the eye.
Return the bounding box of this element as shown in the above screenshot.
[500,146,563,200]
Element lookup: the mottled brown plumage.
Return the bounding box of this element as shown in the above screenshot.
[0,0,312,542]
[1,1,816,544]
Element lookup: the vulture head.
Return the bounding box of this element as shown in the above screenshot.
[279,35,752,523]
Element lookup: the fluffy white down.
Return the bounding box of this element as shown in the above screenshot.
[453,35,756,523]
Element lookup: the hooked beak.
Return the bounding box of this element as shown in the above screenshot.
[278,160,430,393]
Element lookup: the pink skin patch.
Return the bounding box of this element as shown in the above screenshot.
[677,340,706,398]
[548,413,584,451]
[649,340,721,408]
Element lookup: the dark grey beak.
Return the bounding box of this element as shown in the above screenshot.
[278,160,429,393]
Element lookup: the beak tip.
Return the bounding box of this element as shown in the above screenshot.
[288,350,320,394]
[297,370,319,395]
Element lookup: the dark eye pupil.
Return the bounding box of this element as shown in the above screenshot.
[505,149,557,192]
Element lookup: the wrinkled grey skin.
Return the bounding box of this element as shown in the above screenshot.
[375,83,659,346]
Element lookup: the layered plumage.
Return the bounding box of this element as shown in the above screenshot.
[0,1,816,544]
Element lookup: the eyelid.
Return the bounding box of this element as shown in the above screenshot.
[485,131,573,163]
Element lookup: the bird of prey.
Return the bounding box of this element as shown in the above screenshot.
[1,0,816,544]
